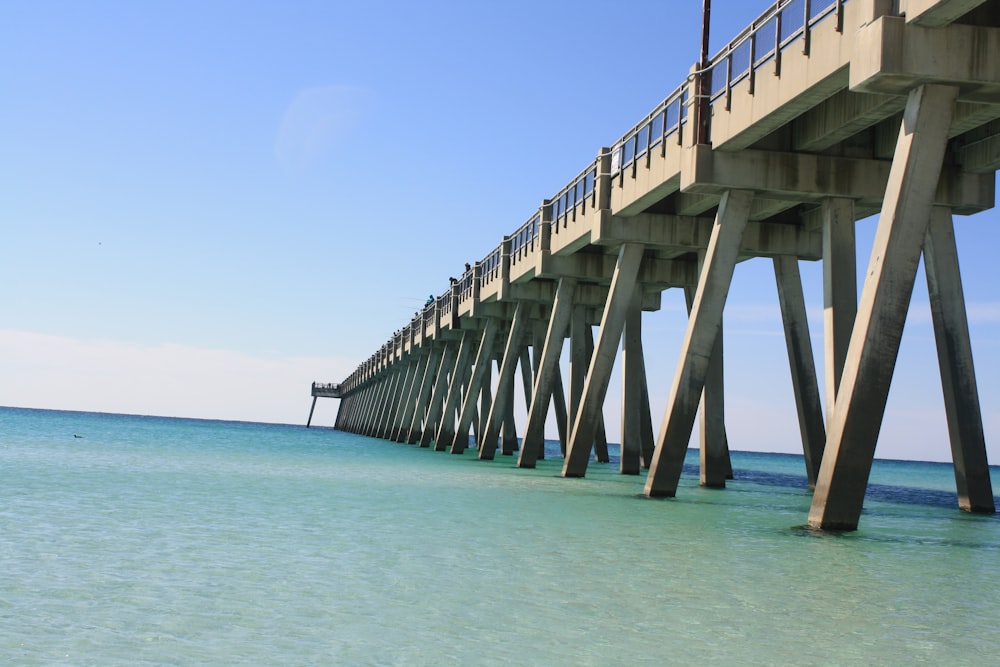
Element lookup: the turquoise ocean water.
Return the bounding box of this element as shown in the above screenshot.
[2,406,998,665]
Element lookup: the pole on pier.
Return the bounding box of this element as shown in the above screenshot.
[697,0,712,146]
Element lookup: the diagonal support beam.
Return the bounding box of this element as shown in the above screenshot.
[394,353,430,442]
[552,363,569,456]
[405,345,443,444]
[809,84,960,531]
[924,206,995,513]
[823,197,858,427]
[563,243,645,477]
[480,302,530,460]
[620,286,652,475]
[519,278,576,468]
[451,318,500,454]
[644,189,754,497]
[774,255,826,488]
[584,324,610,464]
[435,330,477,451]
[418,342,459,448]
[687,281,731,488]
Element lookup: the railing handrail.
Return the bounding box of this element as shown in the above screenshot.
[510,211,541,264]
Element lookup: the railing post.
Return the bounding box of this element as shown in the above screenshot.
[540,199,552,253]
[451,275,461,329]
[774,6,783,77]
[499,235,512,301]
[597,150,612,210]
[803,0,812,55]
[725,53,733,111]
[685,65,703,149]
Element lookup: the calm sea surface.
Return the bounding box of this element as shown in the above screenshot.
[2,406,998,665]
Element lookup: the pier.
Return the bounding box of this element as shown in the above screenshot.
[314,0,1000,530]
[306,383,341,428]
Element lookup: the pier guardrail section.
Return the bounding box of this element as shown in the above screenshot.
[610,86,688,181]
[548,159,600,255]
[706,0,847,112]
[509,210,542,282]
[311,382,342,398]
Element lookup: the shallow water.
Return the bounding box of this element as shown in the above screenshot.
[2,407,997,665]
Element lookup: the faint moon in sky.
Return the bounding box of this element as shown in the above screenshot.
[274,85,372,173]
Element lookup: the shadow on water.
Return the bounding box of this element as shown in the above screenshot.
[733,465,1000,515]
[405,437,1000,528]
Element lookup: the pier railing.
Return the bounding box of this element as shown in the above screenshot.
[610,86,688,180]
[551,161,599,232]
[706,0,847,110]
[510,211,542,272]
[479,244,503,290]
[312,382,342,398]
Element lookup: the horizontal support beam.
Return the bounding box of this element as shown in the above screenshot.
[851,17,1000,102]
[682,144,995,214]
[902,0,991,27]
[598,212,823,260]
[792,90,906,152]
[538,254,697,289]
[958,118,1000,172]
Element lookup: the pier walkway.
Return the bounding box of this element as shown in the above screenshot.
[316,0,1000,530]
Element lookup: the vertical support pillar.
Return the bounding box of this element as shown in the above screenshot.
[394,352,429,442]
[568,304,587,441]
[519,278,576,467]
[584,324,611,464]
[334,395,346,430]
[823,197,858,426]
[563,243,645,477]
[809,84,959,530]
[774,255,826,487]
[477,366,493,449]
[306,396,318,428]
[451,318,499,454]
[924,207,995,513]
[645,189,754,496]
[552,368,569,457]
[620,287,644,474]
[638,344,655,469]
[405,345,442,443]
[480,302,530,459]
[418,342,458,447]
[387,358,416,440]
[365,374,389,437]
[383,361,415,439]
[501,346,533,454]
[435,330,477,451]
[501,383,519,454]
[530,323,551,460]
[684,268,731,486]
[699,313,728,488]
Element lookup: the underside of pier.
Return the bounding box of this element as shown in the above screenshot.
[321,0,1000,531]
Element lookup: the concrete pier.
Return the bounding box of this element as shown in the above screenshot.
[317,0,1000,531]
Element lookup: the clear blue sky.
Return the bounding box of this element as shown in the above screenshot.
[2,1,997,463]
